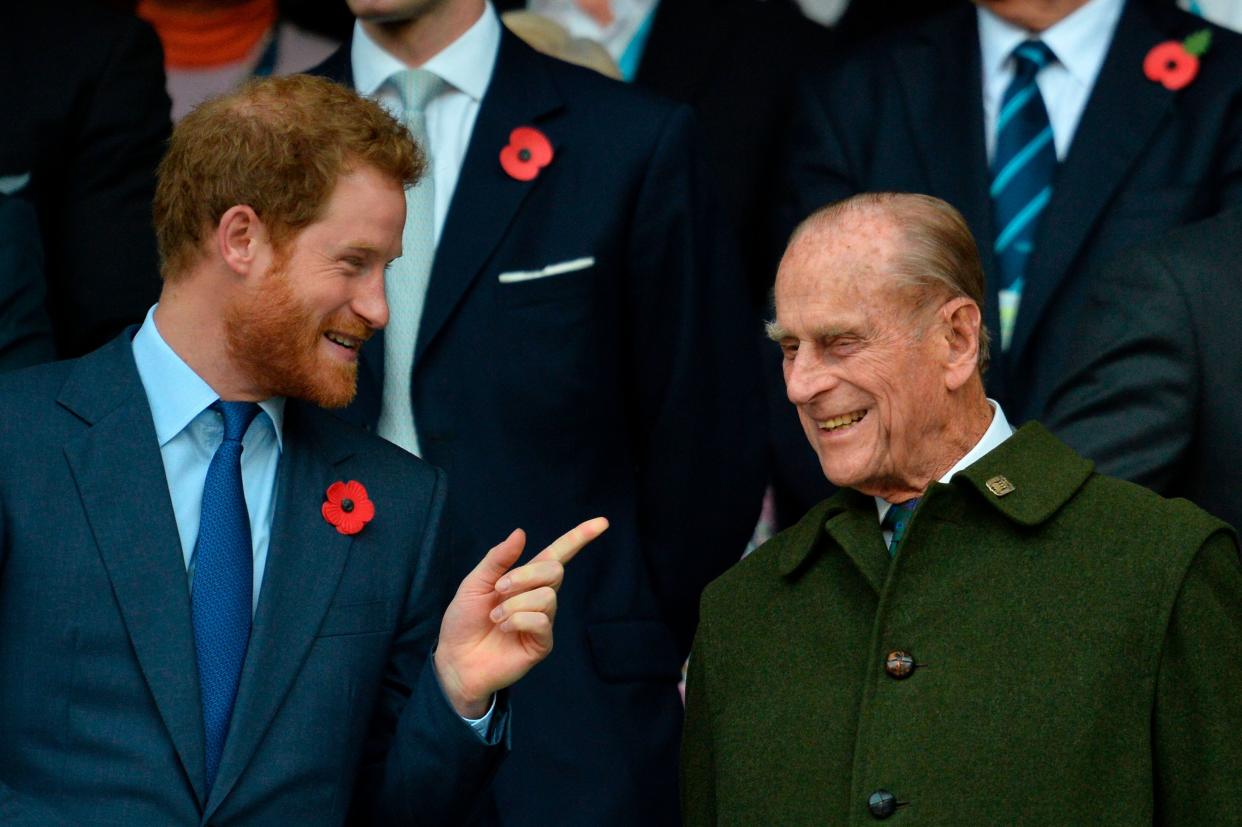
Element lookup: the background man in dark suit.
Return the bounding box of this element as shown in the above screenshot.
[0,192,55,371]
[311,1,766,822]
[683,193,1242,824]
[0,75,604,826]
[773,0,1242,520]
[1044,208,1242,531]
[1,0,171,359]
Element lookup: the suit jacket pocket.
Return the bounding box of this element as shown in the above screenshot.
[316,599,392,638]
[587,620,682,682]
[497,259,595,309]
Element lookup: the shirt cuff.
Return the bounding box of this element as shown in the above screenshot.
[461,694,497,742]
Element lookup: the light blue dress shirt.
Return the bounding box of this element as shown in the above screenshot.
[130,307,494,738]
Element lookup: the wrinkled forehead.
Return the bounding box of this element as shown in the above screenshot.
[775,216,905,320]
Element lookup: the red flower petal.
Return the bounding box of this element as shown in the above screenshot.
[500,145,540,181]
[336,515,366,535]
[325,480,348,504]
[322,500,344,525]
[353,498,376,523]
[510,126,553,166]
[342,480,368,502]
[1144,41,1199,90]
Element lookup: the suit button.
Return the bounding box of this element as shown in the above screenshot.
[885,650,915,679]
[868,789,898,819]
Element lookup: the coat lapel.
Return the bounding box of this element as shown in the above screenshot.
[778,490,889,595]
[1010,1,1177,362]
[414,32,563,366]
[204,402,357,819]
[59,335,208,805]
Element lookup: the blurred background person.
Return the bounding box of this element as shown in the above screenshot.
[1,0,170,360]
[311,0,766,823]
[0,191,56,372]
[136,0,343,120]
[1045,208,1242,532]
[771,0,1242,525]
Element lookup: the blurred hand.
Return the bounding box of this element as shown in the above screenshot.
[433,517,609,718]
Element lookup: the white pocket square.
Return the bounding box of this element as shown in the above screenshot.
[497,256,595,284]
[0,172,31,196]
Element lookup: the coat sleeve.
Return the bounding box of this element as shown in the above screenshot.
[1043,246,1196,494]
[1152,528,1242,825]
[680,607,717,827]
[625,103,767,654]
[348,467,506,826]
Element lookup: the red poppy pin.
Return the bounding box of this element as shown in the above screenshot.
[499,126,553,182]
[322,480,375,536]
[1144,27,1212,91]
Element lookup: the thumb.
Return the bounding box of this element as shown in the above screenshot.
[464,528,526,591]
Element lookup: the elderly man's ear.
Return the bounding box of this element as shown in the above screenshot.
[216,204,269,278]
[940,297,983,391]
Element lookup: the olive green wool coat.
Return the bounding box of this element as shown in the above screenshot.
[682,423,1242,825]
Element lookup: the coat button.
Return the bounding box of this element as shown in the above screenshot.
[868,789,898,819]
[885,650,915,679]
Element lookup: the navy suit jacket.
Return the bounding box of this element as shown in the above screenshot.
[312,30,766,826]
[0,333,503,826]
[773,0,1242,517]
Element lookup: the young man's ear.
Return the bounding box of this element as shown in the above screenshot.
[941,297,982,391]
[215,205,268,277]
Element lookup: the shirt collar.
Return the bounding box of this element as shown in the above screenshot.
[874,399,1015,520]
[131,305,285,449]
[977,0,1124,88]
[351,2,500,103]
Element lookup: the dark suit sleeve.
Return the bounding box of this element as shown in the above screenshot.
[1043,247,1195,494]
[0,195,55,371]
[349,467,505,825]
[626,104,767,653]
[1153,529,1242,824]
[48,15,169,356]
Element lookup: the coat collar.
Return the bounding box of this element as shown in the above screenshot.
[776,422,1094,583]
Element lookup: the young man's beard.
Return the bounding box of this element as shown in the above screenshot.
[224,263,367,409]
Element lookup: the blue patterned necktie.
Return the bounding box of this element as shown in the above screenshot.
[192,400,261,791]
[882,499,919,556]
[991,40,1057,351]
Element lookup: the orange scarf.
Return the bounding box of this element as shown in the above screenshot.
[137,0,278,69]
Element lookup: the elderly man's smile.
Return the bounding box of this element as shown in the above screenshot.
[818,410,867,432]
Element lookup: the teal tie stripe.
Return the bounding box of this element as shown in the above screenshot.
[192,400,260,791]
[991,40,1057,349]
[882,498,919,556]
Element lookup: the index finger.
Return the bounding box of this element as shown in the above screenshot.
[530,517,609,566]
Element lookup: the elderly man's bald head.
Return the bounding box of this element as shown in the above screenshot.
[778,193,990,370]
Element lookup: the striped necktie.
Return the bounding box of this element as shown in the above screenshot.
[192,400,260,791]
[377,68,442,456]
[991,40,1057,352]
[881,498,919,557]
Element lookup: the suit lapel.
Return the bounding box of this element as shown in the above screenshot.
[414,32,563,366]
[204,402,357,819]
[1010,1,1177,362]
[59,336,208,805]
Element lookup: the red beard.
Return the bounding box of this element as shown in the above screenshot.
[224,264,371,409]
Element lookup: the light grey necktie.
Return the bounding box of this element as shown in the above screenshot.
[377,68,442,456]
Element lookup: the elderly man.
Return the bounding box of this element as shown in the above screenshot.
[0,75,603,826]
[681,193,1242,824]
[770,0,1242,524]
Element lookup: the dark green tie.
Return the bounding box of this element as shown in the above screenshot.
[882,499,919,556]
